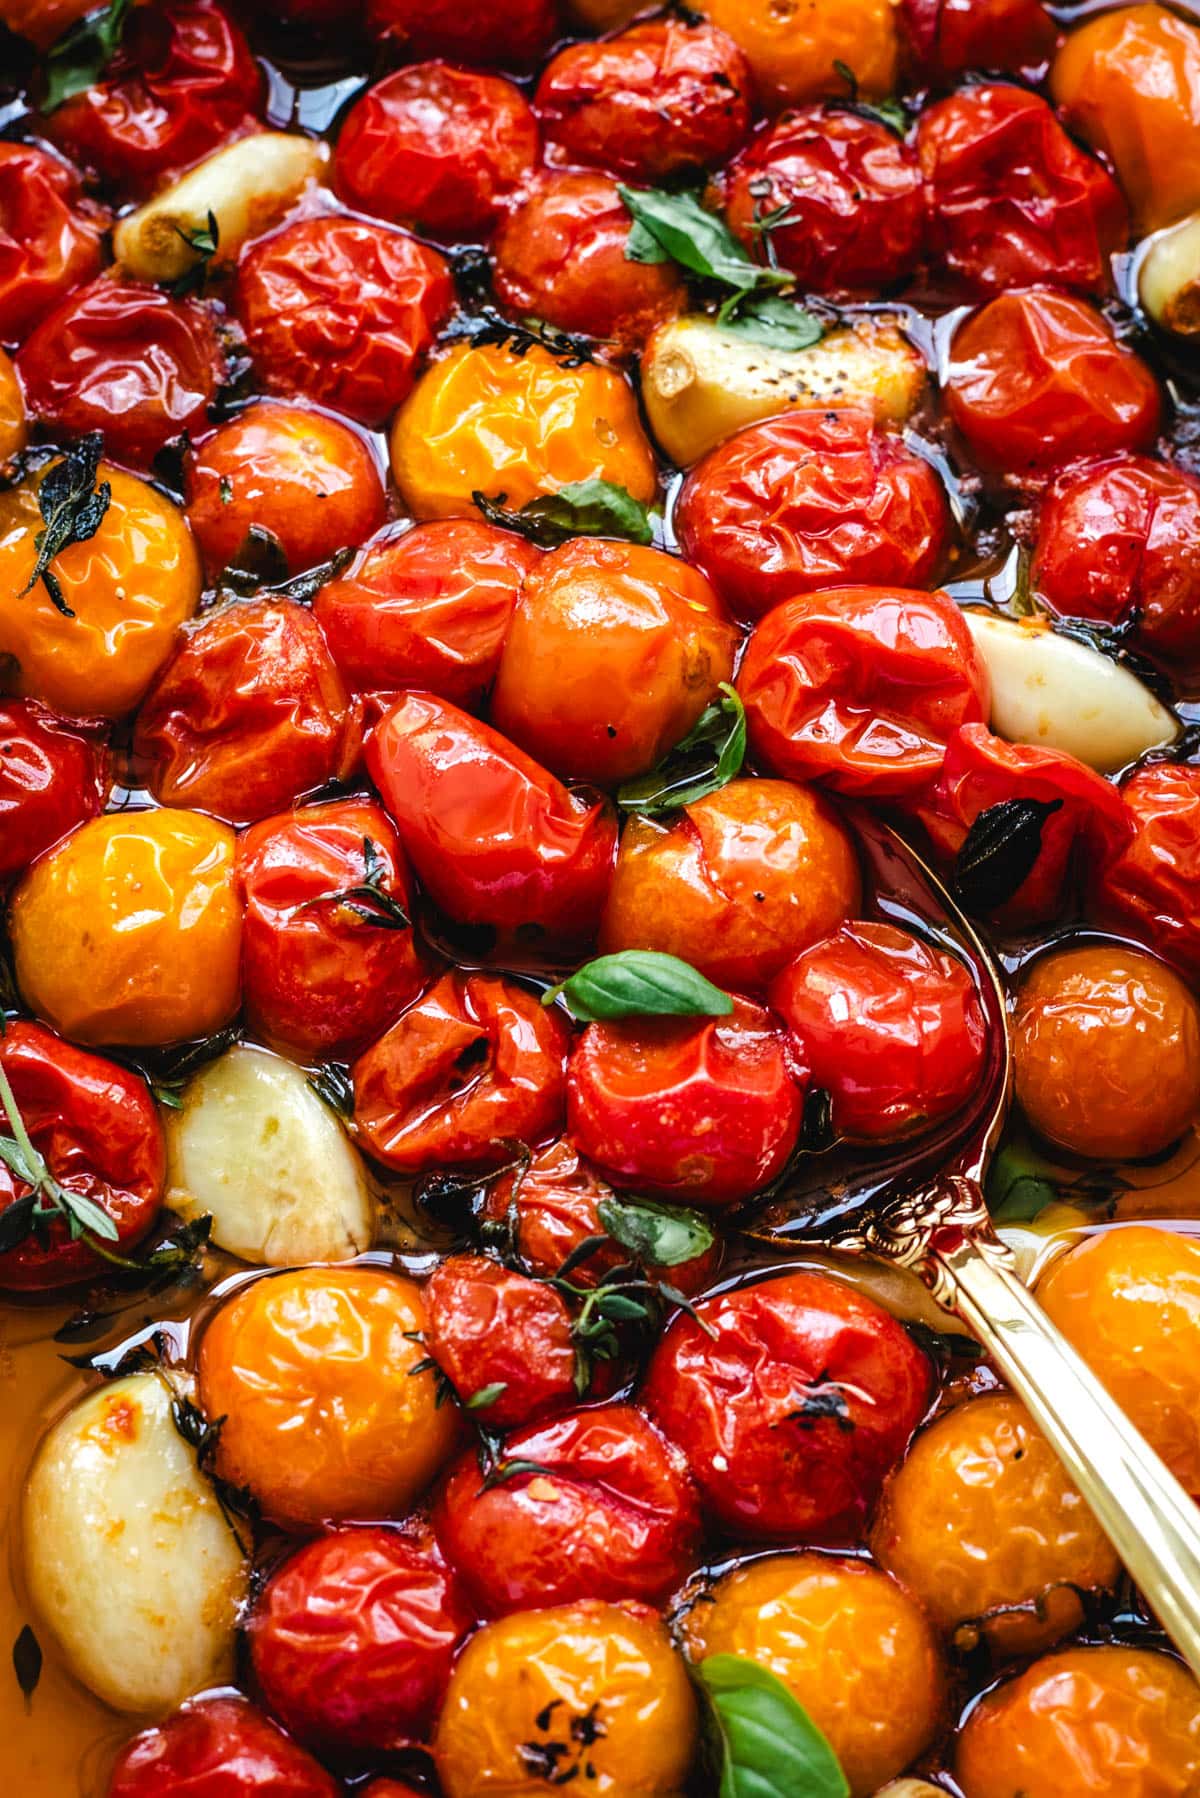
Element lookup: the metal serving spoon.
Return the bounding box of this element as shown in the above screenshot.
[743,806,1200,1678]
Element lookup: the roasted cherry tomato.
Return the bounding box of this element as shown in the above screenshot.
[237,798,428,1060]
[423,1253,577,1425]
[1012,944,1200,1160]
[46,0,262,195]
[1,0,94,46]
[900,0,1058,81]
[351,971,570,1173]
[535,19,753,181]
[16,276,225,467]
[643,1269,932,1539]
[566,995,805,1207]
[133,599,354,826]
[725,107,924,292]
[692,0,898,112]
[108,1696,339,1798]
[916,83,1126,294]
[0,700,105,880]
[770,921,988,1142]
[248,1524,473,1756]
[1098,763,1200,979]
[0,1021,164,1292]
[236,217,452,428]
[737,585,989,797]
[186,401,386,579]
[676,411,951,620]
[364,0,558,68]
[943,288,1161,479]
[0,141,106,347]
[434,1403,701,1614]
[0,346,25,462]
[491,538,737,787]
[366,691,618,943]
[334,63,540,240]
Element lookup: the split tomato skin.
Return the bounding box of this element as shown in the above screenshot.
[1098,763,1200,980]
[107,1696,339,1798]
[423,1252,577,1426]
[0,700,106,881]
[0,142,106,348]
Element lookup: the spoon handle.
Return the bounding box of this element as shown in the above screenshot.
[937,1229,1200,1679]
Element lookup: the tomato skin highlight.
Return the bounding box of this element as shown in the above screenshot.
[424,1252,578,1426]
[1097,763,1200,981]
[0,700,106,880]
[900,0,1058,82]
[107,1695,340,1798]
[0,142,106,348]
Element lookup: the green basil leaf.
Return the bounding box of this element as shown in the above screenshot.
[719,295,825,351]
[545,950,733,1022]
[473,480,656,549]
[42,0,134,111]
[697,1654,850,1798]
[617,185,788,296]
[617,683,746,815]
[597,1195,715,1267]
[953,797,1064,914]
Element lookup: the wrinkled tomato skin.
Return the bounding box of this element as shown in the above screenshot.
[107,1696,340,1798]
[642,1269,933,1540]
[917,84,1125,294]
[334,63,540,240]
[724,108,925,292]
[1096,763,1200,981]
[0,142,106,348]
[0,1021,164,1293]
[737,585,989,797]
[0,700,106,881]
[315,521,540,707]
[434,1403,701,1615]
[248,1525,473,1757]
[352,971,571,1174]
[769,921,989,1142]
[366,691,617,944]
[424,1252,577,1426]
[133,600,354,827]
[944,288,1161,480]
[47,0,262,195]
[365,0,558,69]
[535,19,754,182]
[900,0,1058,81]
[237,799,428,1060]
[16,276,225,467]
[567,996,806,1207]
[676,412,951,621]
[236,217,453,429]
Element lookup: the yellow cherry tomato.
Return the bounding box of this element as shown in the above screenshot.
[390,341,658,521]
[10,809,242,1047]
[0,463,201,718]
[0,349,26,466]
[692,0,898,112]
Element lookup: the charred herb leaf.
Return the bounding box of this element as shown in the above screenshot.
[11,1625,41,1705]
[697,1654,850,1798]
[171,210,220,298]
[596,1195,714,1268]
[17,434,111,617]
[473,480,655,549]
[618,186,789,310]
[42,0,132,111]
[544,950,733,1022]
[617,684,746,815]
[297,835,410,931]
[953,797,1064,913]
[469,310,595,367]
[308,1062,354,1118]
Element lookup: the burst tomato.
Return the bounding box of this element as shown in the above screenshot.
[1097,763,1200,979]
[108,1696,339,1798]
[424,1253,577,1425]
[0,142,106,347]
[0,701,105,880]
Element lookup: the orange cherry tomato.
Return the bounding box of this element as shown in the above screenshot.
[1098,763,1200,980]
[0,141,106,347]
[0,346,26,462]
[424,1252,577,1426]
[364,0,559,68]
[108,1697,339,1798]
[692,0,898,112]
[0,700,105,880]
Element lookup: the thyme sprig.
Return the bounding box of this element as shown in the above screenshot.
[17,434,111,617]
[0,1057,119,1253]
[296,836,410,932]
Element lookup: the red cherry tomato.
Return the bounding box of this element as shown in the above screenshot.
[366,692,617,945]
[737,584,989,797]
[314,520,540,706]
[433,1403,701,1614]
[248,1524,473,1756]
[107,1696,339,1798]
[236,217,453,429]
[424,1252,577,1425]
[364,0,558,69]
[237,798,429,1059]
[943,288,1161,480]
[566,995,806,1208]
[725,107,925,292]
[642,1269,933,1540]
[351,970,571,1173]
[535,19,754,182]
[0,700,106,880]
[676,411,951,621]
[0,1020,164,1292]
[0,142,106,348]
[916,83,1126,294]
[334,63,540,240]
[769,921,988,1141]
[46,0,262,195]
[133,599,355,826]
[900,0,1058,81]
[1096,763,1200,981]
[16,276,225,467]
[493,172,684,348]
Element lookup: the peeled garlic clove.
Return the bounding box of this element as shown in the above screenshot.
[23,1374,248,1713]
[963,610,1178,773]
[165,1044,375,1266]
[1139,209,1200,337]
[875,1784,946,1797]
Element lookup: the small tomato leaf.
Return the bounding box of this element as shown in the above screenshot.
[617,683,746,814]
[12,1625,41,1704]
[544,950,733,1022]
[473,480,655,549]
[697,1654,850,1798]
[953,797,1064,913]
[596,1195,715,1267]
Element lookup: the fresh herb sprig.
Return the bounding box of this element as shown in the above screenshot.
[297,836,410,932]
[618,684,746,815]
[17,435,111,617]
[0,1056,119,1253]
[473,480,656,549]
[171,210,220,298]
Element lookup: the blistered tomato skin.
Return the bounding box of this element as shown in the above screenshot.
[0,701,105,879]
[900,0,1058,80]
[1099,764,1200,978]
[364,0,559,68]
[248,1525,473,1755]
[107,1696,340,1798]
[367,691,618,942]
[737,585,989,797]
[770,921,989,1143]
[643,1270,932,1539]
[0,1022,164,1293]
[676,411,951,621]
[334,64,540,239]
[567,996,805,1207]
[352,971,571,1175]
[424,1254,577,1425]
[0,142,106,347]
[237,799,428,1060]
[434,1404,702,1614]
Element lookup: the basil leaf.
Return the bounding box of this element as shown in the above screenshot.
[597,1195,715,1267]
[697,1655,850,1798]
[953,797,1064,914]
[42,0,133,111]
[617,185,788,297]
[545,950,733,1022]
[987,1143,1060,1225]
[11,1625,41,1704]
[618,683,746,815]
[719,295,825,351]
[473,480,656,549]
[18,434,111,616]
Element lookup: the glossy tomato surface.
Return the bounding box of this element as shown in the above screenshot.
[1098,763,1200,979]
[423,1252,578,1425]
[0,701,105,879]
[0,142,106,346]
[108,1696,339,1798]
